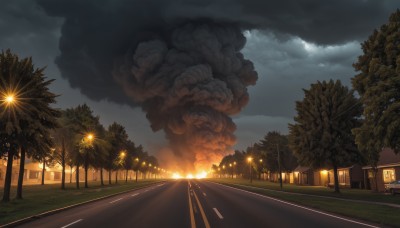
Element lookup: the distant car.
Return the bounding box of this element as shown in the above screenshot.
[385,180,400,195]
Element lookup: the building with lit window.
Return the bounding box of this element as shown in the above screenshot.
[362,148,400,192]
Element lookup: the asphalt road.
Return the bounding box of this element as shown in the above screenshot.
[16,180,380,228]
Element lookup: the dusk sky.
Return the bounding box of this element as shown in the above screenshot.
[1,0,400,163]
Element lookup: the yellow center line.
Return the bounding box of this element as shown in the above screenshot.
[193,188,211,228]
[188,181,196,228]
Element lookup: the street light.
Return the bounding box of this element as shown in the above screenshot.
[247,157,253,183]
[86,133,94,142]
[233,161,237,178]
[5,95,14,104]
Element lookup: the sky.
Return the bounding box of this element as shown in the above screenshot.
[1,0,399,161]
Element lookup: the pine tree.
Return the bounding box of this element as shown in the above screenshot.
[289,80,362,193]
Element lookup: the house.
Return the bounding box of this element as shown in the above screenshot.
[0,156,142,186]
[291,165,363,188]
[362,148,400,192]
[292,166,315,185]
[327,165,364,189]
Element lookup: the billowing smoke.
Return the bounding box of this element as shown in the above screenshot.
[36,0,393,171]
[115,22,257,170]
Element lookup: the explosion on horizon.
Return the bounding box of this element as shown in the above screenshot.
[114,22,257,171]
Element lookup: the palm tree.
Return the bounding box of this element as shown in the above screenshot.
[0,50,59,201]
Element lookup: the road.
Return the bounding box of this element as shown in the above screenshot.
[16,180,380,228]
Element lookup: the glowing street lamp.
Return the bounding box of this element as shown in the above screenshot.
[86,133,94,142]
[5,94,14,104]
[120,151,126,158]
[247,157,253,183]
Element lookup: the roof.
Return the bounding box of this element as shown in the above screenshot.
[362,148,400,169]
[377,148,400,166]
[294,166,311,173]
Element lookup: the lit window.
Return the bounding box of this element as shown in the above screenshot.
[383,169,396,183]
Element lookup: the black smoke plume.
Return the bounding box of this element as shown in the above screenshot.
[37,0,395,171]
[115,22,257,170]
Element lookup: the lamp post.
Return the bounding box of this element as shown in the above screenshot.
[229,163,233,178]
[134,158,139,182]
[247,157,253,183]
[259,159,263,180]
[233,161,237,178]
[277,143,283,190]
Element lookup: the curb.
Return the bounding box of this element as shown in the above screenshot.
[1,180,166,228]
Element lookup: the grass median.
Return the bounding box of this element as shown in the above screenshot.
[211,178,400,227]
[0,179,164,225]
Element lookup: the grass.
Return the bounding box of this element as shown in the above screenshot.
[212,178,400,204]
[211,178,400,227]
[0,179,164,225]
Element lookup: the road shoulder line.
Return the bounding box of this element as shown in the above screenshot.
[211,182,379,228]
[60,219,83,228]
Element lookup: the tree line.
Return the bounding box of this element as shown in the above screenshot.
[0,50,162,202]
[215,10,400,193]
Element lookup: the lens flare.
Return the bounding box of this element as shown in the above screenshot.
[5,95,14,104]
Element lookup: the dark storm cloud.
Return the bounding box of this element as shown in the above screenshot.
[242,31,362,118]
[35,0,399,105]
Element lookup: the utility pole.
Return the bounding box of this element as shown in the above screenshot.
[250,161,253,183]
[277,143,283,190]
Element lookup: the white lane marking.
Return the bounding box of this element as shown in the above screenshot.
[109,198,123,204]
[60,219,83,228]
[213,208,224,219]
[158,184,165,187]
[213,183,379,228]
[203,192,207,196]
[131,193,139,197]
[143,190,148,192]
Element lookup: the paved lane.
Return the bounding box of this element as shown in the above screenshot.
[16,180,380,228]
[190,180,380,228]
[18,181,190,228]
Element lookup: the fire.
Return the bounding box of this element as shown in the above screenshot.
[172,173,182,179]
[195,171,207,179]
[171,171,208,179]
